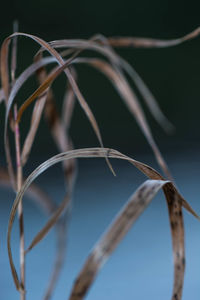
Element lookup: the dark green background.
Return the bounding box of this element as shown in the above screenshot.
[1,0,200,160]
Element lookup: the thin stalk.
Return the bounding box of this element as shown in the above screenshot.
[14,105,25,300]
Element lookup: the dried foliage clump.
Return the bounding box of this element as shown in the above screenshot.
[0,25,200,300]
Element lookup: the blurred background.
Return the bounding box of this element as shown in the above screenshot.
[1,0,200,156]
[0,1,200,299]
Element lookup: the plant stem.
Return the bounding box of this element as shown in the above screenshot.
[14,105,25,300]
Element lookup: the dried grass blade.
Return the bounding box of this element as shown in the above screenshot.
[1,38,11,102]
[25,62,75,299]
[16,62,72,123]
[0,88,5,104]
[42,112,74,300]
[0,167,67,297]
[6,56,55,122]
[178,196,200,220]
[3,58,56,189]
[92,34,174,133]
[7,147,199,296]
[26,194,70,253]
[4,133,16,191]
[34,56,76,300]
[14,104,26,300]
[34,59,76,186]
[65,70,116,176]
[11,20,18,82]
[117,58,174,133]
[2,56,53,191]
[26,190,68,299]
[163,186,185,300]
[15,174,68,295]
[74,57,171,179]
[45,93,76,185]
[107,27,200,48]
[62,67,77,131]
[21,89,48,166]
[69,179,168,300]
[5,57,55,170]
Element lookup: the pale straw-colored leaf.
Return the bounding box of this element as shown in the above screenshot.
[68,179,169,300]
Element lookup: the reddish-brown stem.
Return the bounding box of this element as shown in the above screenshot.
[14,105,25,300]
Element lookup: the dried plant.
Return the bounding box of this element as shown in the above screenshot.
[0,25,200,300]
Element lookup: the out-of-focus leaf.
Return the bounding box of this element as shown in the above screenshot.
[107,27,200,48]
[21,89,48,166]
[92,34,174,133]
[61,67,77,131]
[11,20,18,82]
[0,88,5,104]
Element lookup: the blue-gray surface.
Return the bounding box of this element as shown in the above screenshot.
[0,153,200,300]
